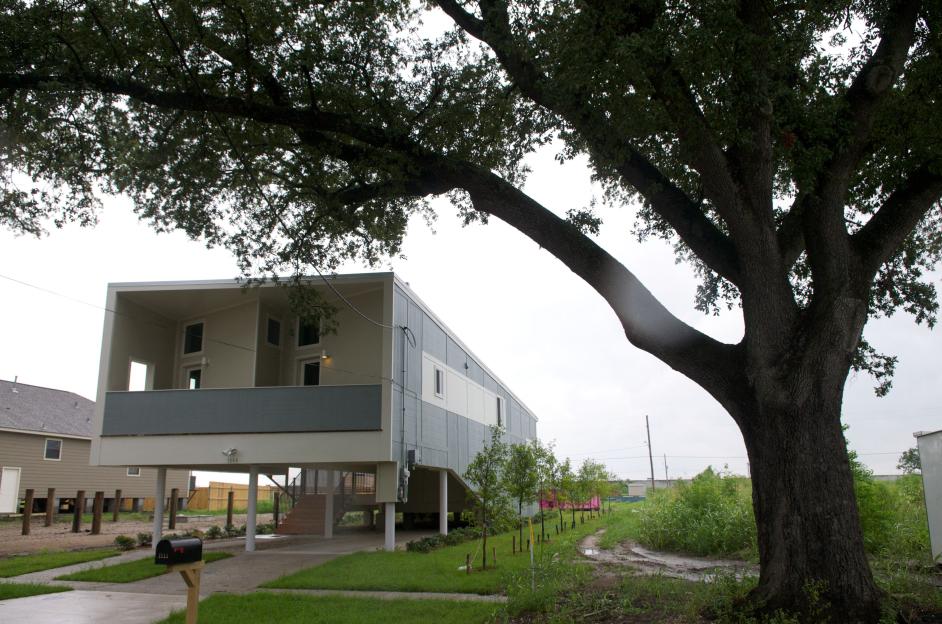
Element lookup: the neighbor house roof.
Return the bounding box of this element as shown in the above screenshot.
[0,379,94,438]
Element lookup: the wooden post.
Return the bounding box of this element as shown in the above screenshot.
[492,546,496,567]
[168,488,179,530]
[466,553,471,574]
[21,489,34,535]
[226,491,234,528]
[113,489,122,522]
[72,491,85,533]
[512,534,516,554]
[273,492,280,527]
[91,491,104,535]
[45,488,55,527]
[167,560,204,624]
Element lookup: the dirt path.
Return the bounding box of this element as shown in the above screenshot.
[0,513,273,556]
[579,530,757,582]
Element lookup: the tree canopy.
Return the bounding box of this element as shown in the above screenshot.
[2,1,940,618]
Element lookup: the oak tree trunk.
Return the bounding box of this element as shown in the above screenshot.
[738,367,881,622]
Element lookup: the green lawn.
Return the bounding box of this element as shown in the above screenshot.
[264,512,608,595]
[0,549,121,578]
[0,582,73,601]
[157,592,500,624]
[56,552,233,583]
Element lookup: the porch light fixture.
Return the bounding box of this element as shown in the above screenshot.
[320,349,330,360]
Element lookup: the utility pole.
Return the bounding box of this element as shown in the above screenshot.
[645,415,656,491]
[663,454,670,488]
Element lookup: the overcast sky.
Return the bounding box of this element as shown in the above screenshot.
[0,145,938,485]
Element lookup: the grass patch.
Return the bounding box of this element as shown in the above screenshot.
[0,582,73,600]
[157,592,499,624]
[264,512,608,595]
[56,552,233,583]
[0,549,121,578]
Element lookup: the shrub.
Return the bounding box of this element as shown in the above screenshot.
[136,532,153,547]
[635,467,756,558]
[114,535,136,551]
[405,526,483,553]
[205,525,223,539]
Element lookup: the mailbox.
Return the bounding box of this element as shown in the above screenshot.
[155,537,203,565]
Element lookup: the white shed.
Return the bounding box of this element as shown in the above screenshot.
[915,429,942,564]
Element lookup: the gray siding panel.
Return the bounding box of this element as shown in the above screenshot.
[445,336,467,373]
[422,314,446,362]
[420,402,447,450]
[103,385,382,436]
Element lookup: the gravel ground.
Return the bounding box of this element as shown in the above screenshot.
[0,513,274,557]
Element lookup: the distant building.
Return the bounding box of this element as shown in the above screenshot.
[0,379,189,514]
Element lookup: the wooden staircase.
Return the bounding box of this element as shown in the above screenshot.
[277,494,329,535]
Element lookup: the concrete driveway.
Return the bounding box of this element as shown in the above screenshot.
[0,528,432,624]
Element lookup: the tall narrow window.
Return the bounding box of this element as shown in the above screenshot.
[298,317,320,346]
[496,396,504,427]
[266,317,281,346]
[187,368,202,390]
[44,438,62,461]
[302,361,320,386]
[183,322,204,354]
[434,366,445,398]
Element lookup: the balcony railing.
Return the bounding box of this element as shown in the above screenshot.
[102,385,382,436]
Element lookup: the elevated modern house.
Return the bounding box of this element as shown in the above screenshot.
[91,273,538,550]
[0,379,188,515]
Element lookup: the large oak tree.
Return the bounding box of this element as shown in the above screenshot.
[1,1,940,620]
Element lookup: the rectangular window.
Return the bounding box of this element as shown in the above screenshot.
[44,438,62,461]
[266,317,281,346]
[302,361,320,386]
[187,368,202,390]
[127,467,141,477]
[496,396,504,427]
[298,317,321,347]
[434,367,445,398]
[183,322,204,354]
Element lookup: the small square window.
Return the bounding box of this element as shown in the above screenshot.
[44,438,62,461]
[434,367,445,398]
[266,318,281,346]
[298,317,321,346]
[187,368,202,390]
[127,467,141,477]
[183,322,204,354]
[302,361,320,386]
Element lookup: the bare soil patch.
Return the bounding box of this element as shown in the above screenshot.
[0,513,273,556]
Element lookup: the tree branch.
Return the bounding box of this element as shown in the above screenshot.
[437,160,746,401]
[853,165,942,275]
[434,0,742,286]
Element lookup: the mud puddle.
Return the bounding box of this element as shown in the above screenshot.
[579,530,757,582]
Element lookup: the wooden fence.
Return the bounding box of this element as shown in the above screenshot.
[186,481,276,511]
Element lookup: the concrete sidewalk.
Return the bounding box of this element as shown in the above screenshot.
[0,528,434,623]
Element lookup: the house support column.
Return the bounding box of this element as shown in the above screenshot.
[152,467,166,551]
[324,470,334,539]
[384,502,395,551]
[246,465,258,552]
[439,470,448,536]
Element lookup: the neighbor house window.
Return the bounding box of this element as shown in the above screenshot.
[434,366,445,398]
[183,322,204,354]
[301,361,320,386]
[44,438,62,461]
[266,317,281,347]
[186,368,202,390]
[297,317,321,347]
[496,396,504,427]
[127,467,141,477]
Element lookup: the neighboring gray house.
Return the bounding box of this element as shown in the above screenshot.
[91,273,539,550]
[0,379,189,514]
[915,430,941,564]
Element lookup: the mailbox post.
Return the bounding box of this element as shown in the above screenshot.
[155,538,204,624]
